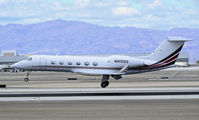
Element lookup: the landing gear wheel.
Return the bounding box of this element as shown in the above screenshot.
[24,71,31,82]
[24,78,29,82]
[101,81,109,88]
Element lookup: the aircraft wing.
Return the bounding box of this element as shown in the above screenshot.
[72,65,129,76]
[72,69,119,75]
[118,64,129,73]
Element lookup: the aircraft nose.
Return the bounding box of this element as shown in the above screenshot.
[10,62,21,69]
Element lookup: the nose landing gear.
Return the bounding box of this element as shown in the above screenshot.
[24,77,29,82]
[24,71,30,82]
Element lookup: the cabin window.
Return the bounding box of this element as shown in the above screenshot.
[93,62,98,66]
[85,62,89,66]
[76,62,81,65]
[59,61,64,65]
[51,61,55,65]
[27,57,32,61]
[68,62,72,65]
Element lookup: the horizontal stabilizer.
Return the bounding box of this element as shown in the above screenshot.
[167,37,192,42]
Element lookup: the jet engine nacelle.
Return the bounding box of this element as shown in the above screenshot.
[128,58,144,67]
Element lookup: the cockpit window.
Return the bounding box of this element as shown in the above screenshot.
[27,57,32,61]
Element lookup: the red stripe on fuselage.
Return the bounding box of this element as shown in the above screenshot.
[148,53,179,69]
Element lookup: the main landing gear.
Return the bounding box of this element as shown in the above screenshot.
[100,75,122,88]
[101,75,109,88]
[24,71,30,82]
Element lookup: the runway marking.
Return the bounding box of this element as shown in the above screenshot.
[1,87,199,93]
[1,95,199,101]
[1,87,199,101]
[1,92,199,97]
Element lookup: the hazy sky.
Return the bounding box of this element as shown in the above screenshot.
[0,0,198,29]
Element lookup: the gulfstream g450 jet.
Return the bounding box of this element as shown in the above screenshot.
[10,37,191,88]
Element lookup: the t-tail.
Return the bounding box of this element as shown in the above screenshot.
[144,37,192,69]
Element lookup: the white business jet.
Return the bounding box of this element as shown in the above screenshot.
[10,37,191,88]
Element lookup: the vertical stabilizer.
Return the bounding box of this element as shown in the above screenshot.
[147,37,191,66]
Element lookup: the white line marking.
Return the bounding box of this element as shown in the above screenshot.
[1,87,199,93]
[0,95,199,101]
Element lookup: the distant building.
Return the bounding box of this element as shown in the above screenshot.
[176,52,189,63]
[0,50,27,65]
[2,50,18,56]
[0,56,27,65]
[175,52,189,67]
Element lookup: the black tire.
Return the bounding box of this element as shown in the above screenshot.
[101,81,109,88]
[24,78,29,82]
[106,81,109,86]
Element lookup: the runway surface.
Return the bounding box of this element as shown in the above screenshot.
[0,69,199,101]
[0,99,198,120]
[1,87,199,101]
[0,68,199,119]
